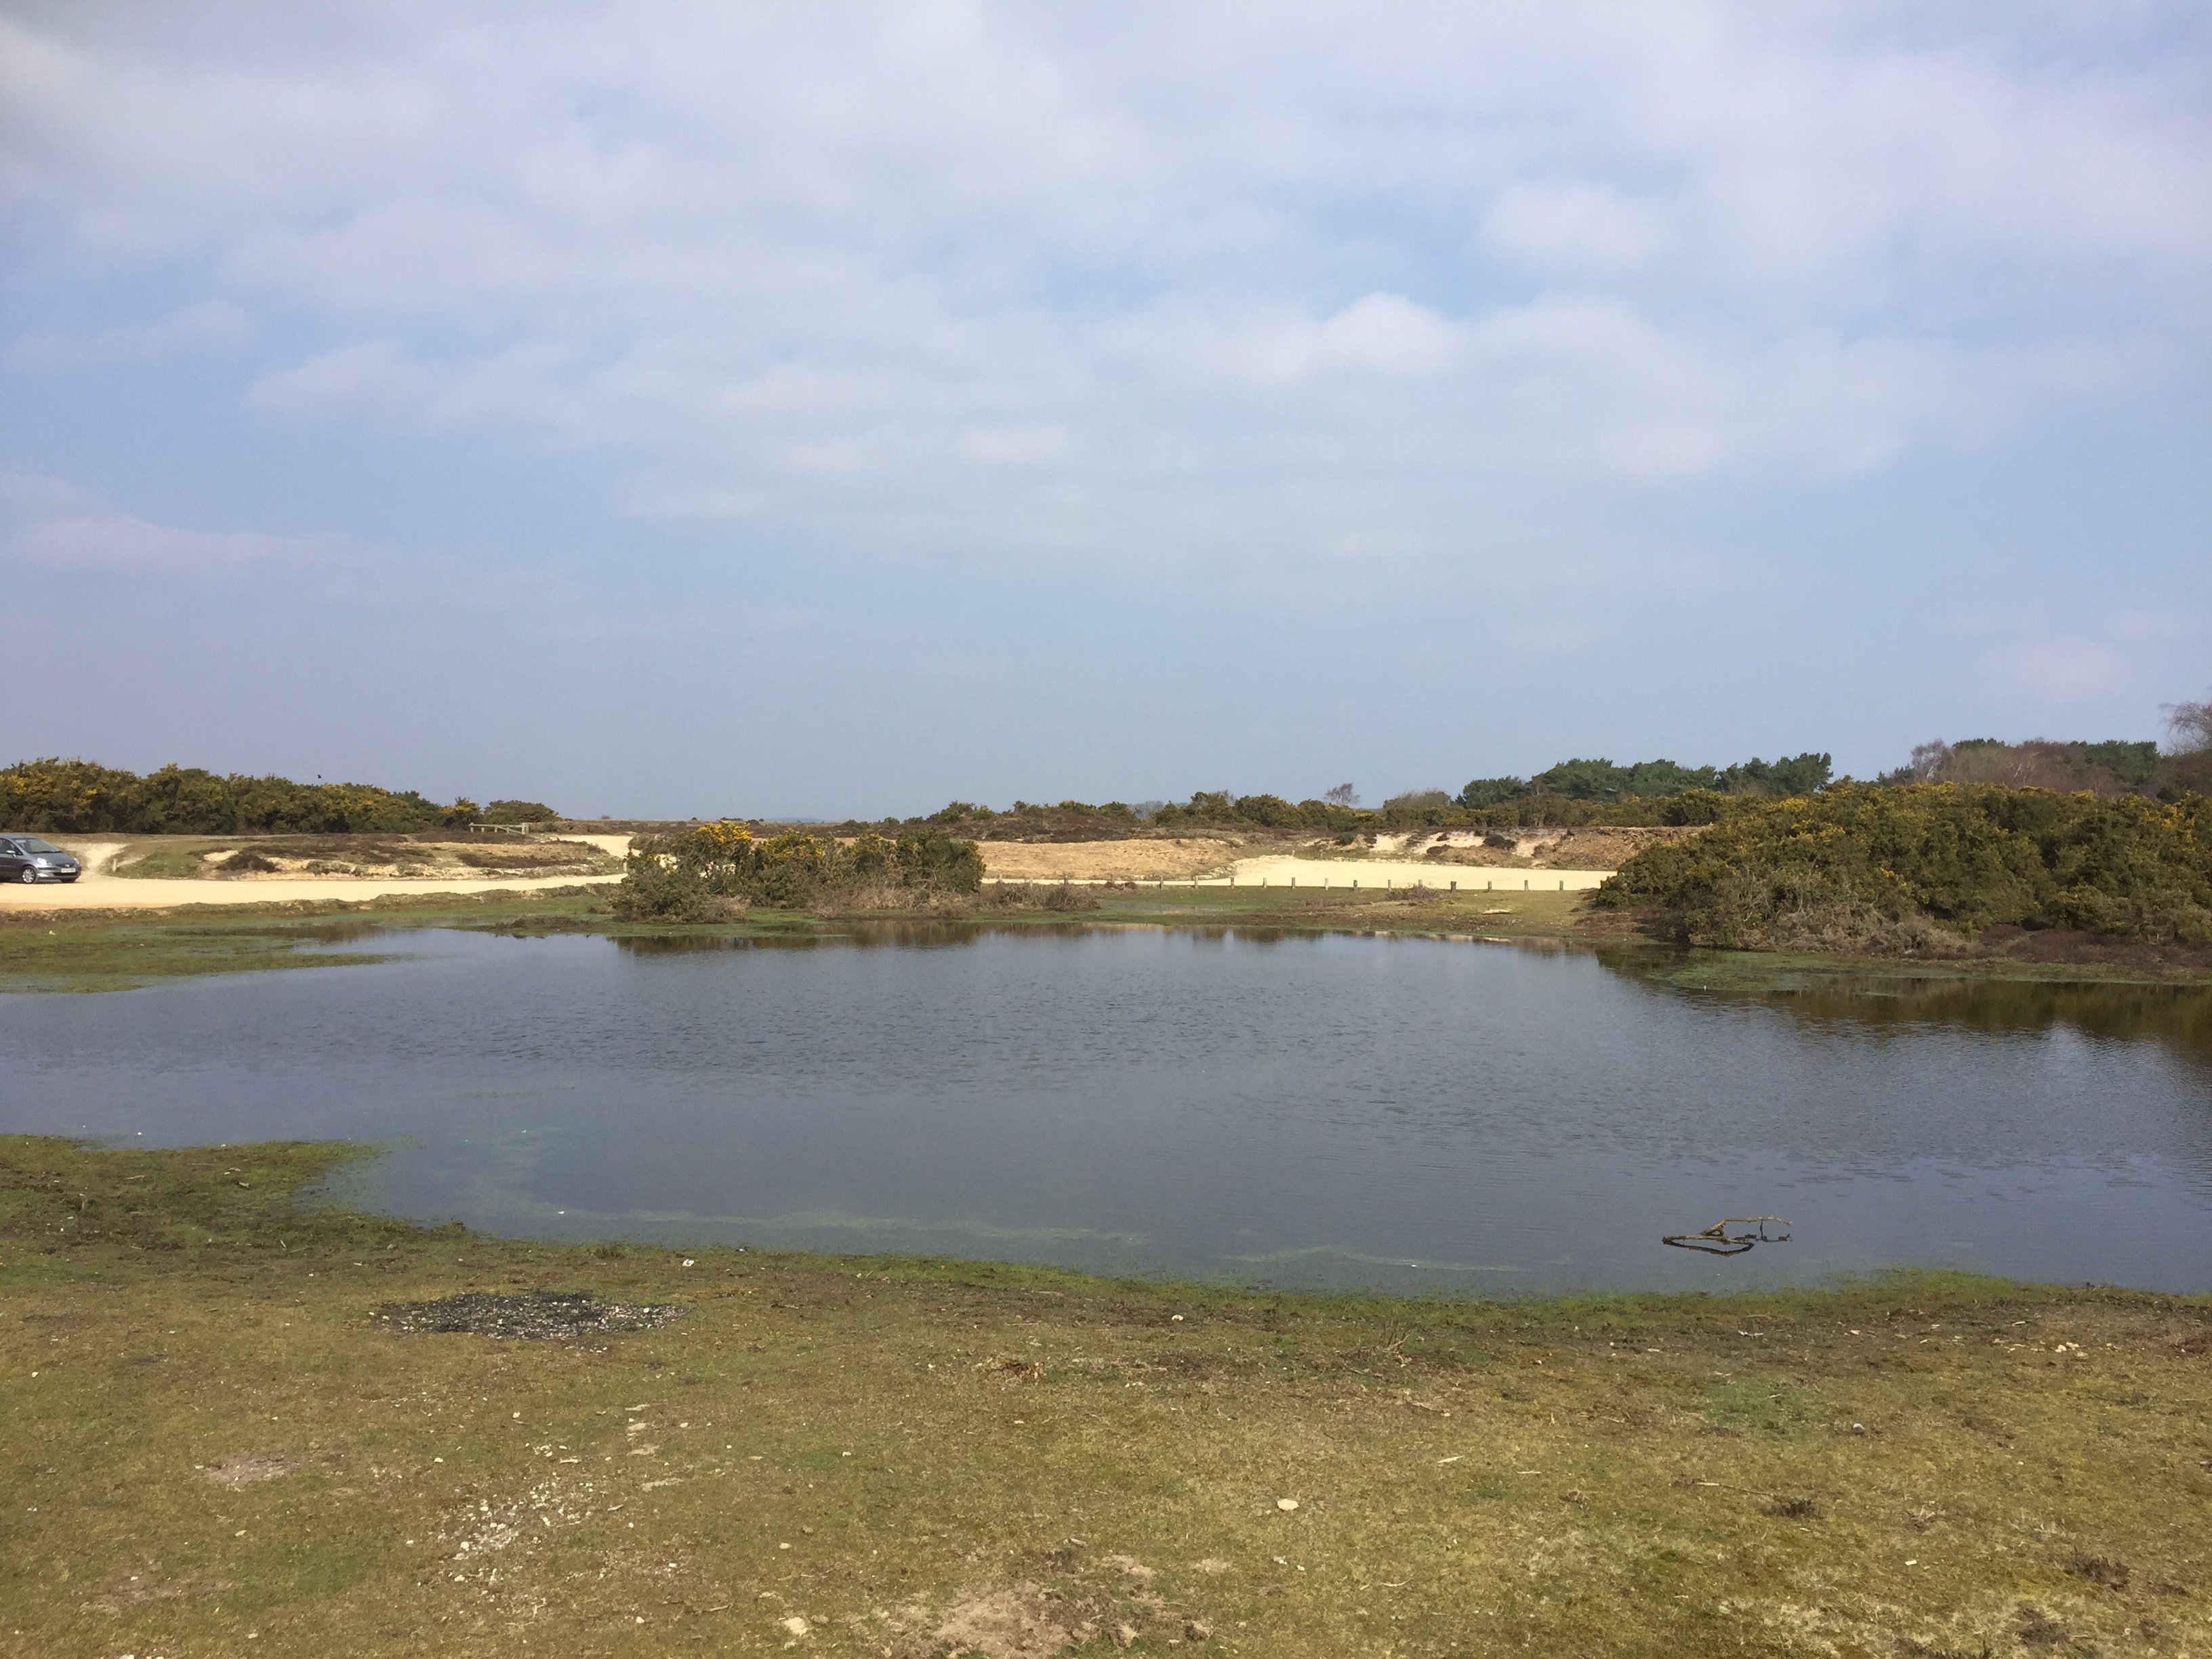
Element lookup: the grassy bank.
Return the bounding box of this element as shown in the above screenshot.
[1,1137,2206,1658]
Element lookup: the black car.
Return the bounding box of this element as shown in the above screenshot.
[0,835,81,883]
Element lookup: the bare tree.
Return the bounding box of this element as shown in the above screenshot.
[1906,741,1952,782]
[2165,693,2212,755]
[1322,782,1358,806]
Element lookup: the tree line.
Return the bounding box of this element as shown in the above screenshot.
[890,703,2210,841]
[0,758,556,836]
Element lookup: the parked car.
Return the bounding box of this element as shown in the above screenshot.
[0,835,81,883]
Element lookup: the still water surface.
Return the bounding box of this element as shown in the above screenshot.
[2,925,2207,1294]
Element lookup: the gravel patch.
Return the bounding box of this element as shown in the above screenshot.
[371,1290,684,1340]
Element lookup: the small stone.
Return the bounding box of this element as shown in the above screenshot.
[1186,1619,1213,1640]
[779,1615,810,1635]
[1276,1498,1299,1511]
[1112,1625,1138,1650]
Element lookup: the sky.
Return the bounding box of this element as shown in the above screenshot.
[2,2,2207,819]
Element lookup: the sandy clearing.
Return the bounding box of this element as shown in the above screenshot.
[979,839,1240,882]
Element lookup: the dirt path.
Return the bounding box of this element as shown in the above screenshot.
[3,855,619,912]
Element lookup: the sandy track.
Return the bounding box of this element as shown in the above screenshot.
[0,832,638,912]
[1,872,620,911]
[4,836,620,912]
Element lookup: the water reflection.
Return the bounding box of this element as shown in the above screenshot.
[3,927,2207,1293]
[1607,949,2212,1075]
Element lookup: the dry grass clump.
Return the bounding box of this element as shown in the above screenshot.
[1749,897,1980,958]
[1387,882,1446,904]
[974,881,1101,912]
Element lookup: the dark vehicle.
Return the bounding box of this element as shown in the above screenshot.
[0,835,81,883]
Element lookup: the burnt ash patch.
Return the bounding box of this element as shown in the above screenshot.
[372,1290,684,1340]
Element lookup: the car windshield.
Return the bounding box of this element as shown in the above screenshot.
[12,837,61,853]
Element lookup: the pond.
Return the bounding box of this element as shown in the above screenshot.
[2,925,2208,1294]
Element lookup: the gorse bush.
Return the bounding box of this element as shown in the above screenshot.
[1596,783,2212,949]
[606,857,740,922]
[614,821,984,916]
[481,799,560,825]
[0,758,479,835]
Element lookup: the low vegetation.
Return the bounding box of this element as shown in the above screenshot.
[879,789,1729,843]
[480,800,559,825]
[1597,783,2212,954]
[0,758,546,837]
[611,823,985,921]
[1,1136,2205,1658]
[1456,752,1835,808]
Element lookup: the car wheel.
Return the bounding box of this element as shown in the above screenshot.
[16,868,33,884]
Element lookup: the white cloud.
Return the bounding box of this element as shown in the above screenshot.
[0,472,347,571]
[1483,184,1668,275]
[2,3,2206,573]
[1962,604,2198,707]
[1981,636,2132,701]
[7,299,249,367]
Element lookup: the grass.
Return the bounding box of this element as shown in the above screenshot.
[1,1136,2207,1657]
[0,919,398,992]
